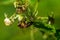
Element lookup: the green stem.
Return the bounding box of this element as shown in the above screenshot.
[30,26,34,40]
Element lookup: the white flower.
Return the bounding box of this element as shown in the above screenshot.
[15,15,23,21]
[48,21,51,24]
[4,18,11,26]
[14,2,17,8]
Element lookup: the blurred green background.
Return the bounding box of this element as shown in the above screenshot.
[0,0,60,40]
